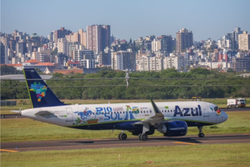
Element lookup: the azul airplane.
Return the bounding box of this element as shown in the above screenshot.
[16,68,228,141]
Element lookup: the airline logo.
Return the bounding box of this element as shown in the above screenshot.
[174,105,202,117]
[30,82,47,102]
[96,106,138,121]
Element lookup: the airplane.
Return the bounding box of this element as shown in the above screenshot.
[14,68,228,141]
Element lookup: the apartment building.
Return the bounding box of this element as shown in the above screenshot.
[87,25,110,54]
[238,31,250,51]
[111,51,136,71]
[176,28,193,53]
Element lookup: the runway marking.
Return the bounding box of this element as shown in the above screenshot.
[173,142,198,145]
[0,149,18,153]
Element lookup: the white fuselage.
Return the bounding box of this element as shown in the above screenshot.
[21,101,228,129]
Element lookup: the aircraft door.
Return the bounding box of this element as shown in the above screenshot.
[66,107,73,123]
[202,103,209,121]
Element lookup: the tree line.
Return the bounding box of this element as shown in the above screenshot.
[1,67,250,100]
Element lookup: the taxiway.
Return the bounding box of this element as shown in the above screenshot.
[1,134,250,152]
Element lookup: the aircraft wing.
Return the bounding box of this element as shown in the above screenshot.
[133,99,165,126]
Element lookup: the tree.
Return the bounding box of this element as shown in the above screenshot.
[227,68,235,73]
[0,65,22,75]
[51,47,58,55]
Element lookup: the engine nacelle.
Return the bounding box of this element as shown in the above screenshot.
[157,121,188,136]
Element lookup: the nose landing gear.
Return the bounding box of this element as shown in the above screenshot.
[198,126,205,138]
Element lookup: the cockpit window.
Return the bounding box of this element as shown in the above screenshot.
[214,106,218,111]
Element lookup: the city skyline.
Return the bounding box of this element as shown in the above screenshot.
[1,0,250,41]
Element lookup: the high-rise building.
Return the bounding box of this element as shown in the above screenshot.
[53,27,72,42]
[231,27,243,50]
[238,31,250,51]
[78,29,87,48]
[57,38,69,55]
[16,41,27,56]
[99,52,111,66]
[87,25,110,54]
[160,35,173,54]
[74,50,94,61]
[111,51,136,71]
[176,28,193,53]
[0,42,6,64]
[151,38,162,52]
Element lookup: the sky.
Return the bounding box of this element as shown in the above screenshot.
[1,0,250,41]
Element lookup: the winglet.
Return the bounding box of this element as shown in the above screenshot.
[150,99,164,116]
[151,99,160,114]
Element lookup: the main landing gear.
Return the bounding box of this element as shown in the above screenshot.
[118,131,127,140]
[138,123,150,141]
[198,126,205,138]
[138,133,148,141]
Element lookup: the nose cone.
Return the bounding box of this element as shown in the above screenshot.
[221,111,228,122]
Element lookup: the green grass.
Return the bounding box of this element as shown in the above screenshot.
[1,143,250,167]
[1,111,250,142]
[0,105,31,115]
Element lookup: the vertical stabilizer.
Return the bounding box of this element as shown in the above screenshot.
[23,68,65,108]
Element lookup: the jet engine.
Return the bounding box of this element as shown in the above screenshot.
[157,120,188,136]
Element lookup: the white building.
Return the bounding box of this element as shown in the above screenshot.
[163,55,185,71]
[151,39,161,52]
[139,56,150,71]
[151,56,163,71]
[57,38,69,55]
[111,51,136,71]
[80,59,95,68]
[198,61,231,70]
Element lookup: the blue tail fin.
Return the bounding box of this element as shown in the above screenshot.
[23,68,65,108]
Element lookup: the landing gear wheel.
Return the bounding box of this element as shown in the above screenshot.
[118,133,122,140]
[198,133,205,138]
[121,133,127,140]
[139,133,148,141]
[197,126,204,138]
[118,133,127,140]
[138,134,142,141]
